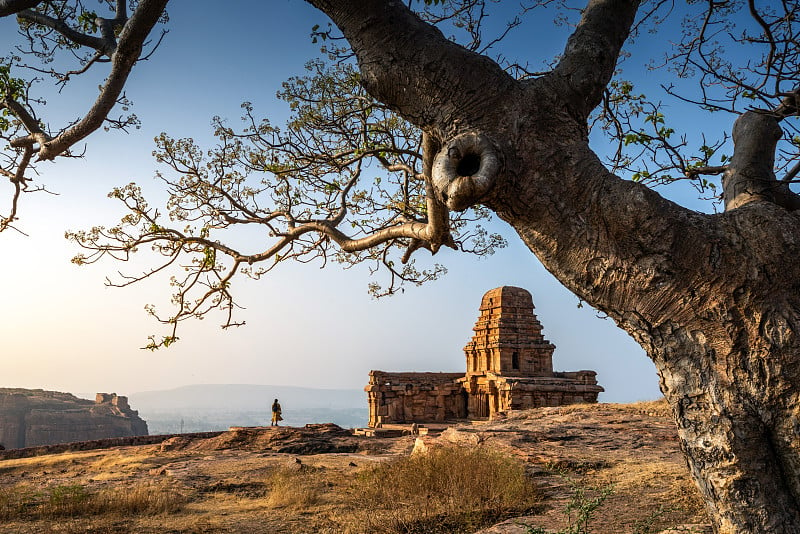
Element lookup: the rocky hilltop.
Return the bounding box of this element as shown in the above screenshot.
[0,389,147,449]
[0,400,710,533]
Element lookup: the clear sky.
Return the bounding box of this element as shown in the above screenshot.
[0,1,733,402]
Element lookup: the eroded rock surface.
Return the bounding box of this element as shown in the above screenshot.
[0,389,147,449]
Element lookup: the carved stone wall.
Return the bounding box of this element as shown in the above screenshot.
[0,389,148,449]
[366,287,604,426]
[460,370,603,419]
[365,371,465,427]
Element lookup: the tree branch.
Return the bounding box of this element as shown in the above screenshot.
[3,95,49,149]
[782,160,800,183]
[549,0,641,121]
[0,0,40,17]
[34,0,168,161]
[17,9,111,54]
[306,0,517,129]
[685,165,726,178]
[721,111,800,211]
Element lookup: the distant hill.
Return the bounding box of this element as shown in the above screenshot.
[129,384,365,412]
[128,384,368,432]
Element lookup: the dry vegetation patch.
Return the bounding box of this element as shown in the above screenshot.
[0,401,711,533]
[0,481,186,520]
[335,444,542,534]
[265,466,324,509]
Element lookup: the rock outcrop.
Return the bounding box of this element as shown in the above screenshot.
[0,389,148,449]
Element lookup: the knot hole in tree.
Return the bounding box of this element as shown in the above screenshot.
[457,152,482,177]
[432,132,501,211]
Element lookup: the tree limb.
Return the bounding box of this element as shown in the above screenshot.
[782,160,800,183]
[3,96,50,149]
[685,165,726,178]
[32,0,168,161]
[17,9,112,54]
[722,111,800,211]
[306,0,517,129]
[549,0,641,121]
[0,0,40,17]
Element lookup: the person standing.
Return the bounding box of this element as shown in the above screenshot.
[271,398,282,426]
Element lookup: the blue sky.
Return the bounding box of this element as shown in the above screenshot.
[0,1,743,403]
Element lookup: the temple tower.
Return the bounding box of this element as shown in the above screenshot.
[460,286,603,420]
[463,286,555,377]
[365,286,603,426]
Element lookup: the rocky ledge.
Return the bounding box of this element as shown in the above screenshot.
[0,388,148,449]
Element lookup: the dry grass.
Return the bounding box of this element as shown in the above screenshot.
[337,444,541,534]
[265,466,323,509]
[0,401,708,533]
[91,482,187,515]
[0,481,186,520]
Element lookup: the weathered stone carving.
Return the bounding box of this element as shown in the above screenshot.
[366,286,603,426]
[0,389,148,449]
[366,371,467,428]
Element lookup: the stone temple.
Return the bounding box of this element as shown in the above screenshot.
[366,286,603,426]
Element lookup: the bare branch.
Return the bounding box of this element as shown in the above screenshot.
[0,174,23,232]
[774,86,800,119]
[549,0,640,120]
[3,96,50,149]
[59,50,105,83]
[35,0,169,161]
[67,57,505,343]
[782,160,800,183]
[0,0,40,17]
[685,165,727,178]
[17,9,111,54]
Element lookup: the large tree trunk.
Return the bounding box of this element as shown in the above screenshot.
[308,0,800,531]
[506,184,800,532]
[657,324,800,531]
[492,114,800,533]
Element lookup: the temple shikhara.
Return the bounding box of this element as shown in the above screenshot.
[366,286,603,426]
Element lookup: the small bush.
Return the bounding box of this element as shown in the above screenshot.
[266,467,322,509]
[342,444,540,533]
[517,476,614,534]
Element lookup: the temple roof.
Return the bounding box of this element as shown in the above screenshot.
[479,286,534,311]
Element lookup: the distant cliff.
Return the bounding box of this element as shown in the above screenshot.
[0,389,148,449]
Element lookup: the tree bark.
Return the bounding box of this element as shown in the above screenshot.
[497,132,800,533]
[308,0,800,531]
[0,0,40,18]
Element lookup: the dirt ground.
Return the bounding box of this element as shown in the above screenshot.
[0,402,711,534]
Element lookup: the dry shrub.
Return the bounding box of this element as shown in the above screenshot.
[0,482,185,520]
[342,444,540,533]
[45,484,91,517]
[0,484,40,520]
[91,482,186,515]
[265,466,322,509]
